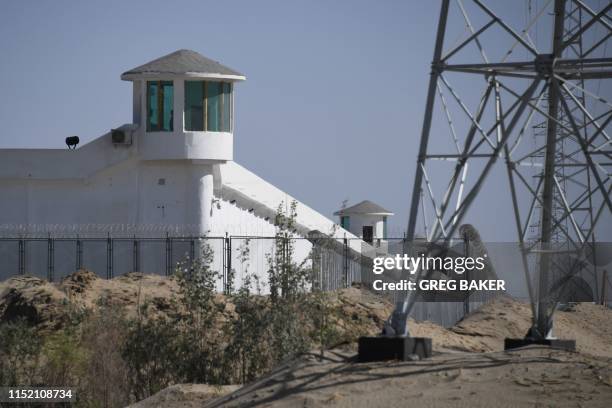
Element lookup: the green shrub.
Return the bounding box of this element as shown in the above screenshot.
[40,328,86,387]
[0,319,42,386]
[78,300,130,407]
[121,311,180,402]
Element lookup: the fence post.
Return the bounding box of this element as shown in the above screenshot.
[225,234,232,294]
[602,269,608,306]
[282,235,289,295]
[222,235,226,286]
[343,236,349,288]
[190,238,195,262]
[18,239,25,275]
[311,240,321,291]
[133,236,139,272]
[165,233,172,276]
[76,236,82,271]
[107,234,113,279]
[47,235,54,282]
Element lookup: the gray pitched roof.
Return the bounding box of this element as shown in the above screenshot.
[121,49,245,80]
[334,200,394,216]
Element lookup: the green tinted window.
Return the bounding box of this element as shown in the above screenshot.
[148,82,159,130]
[341,216,350,230]
[383,216,388,239]
[207,82,221,132]
[183,81,232,132]
[147,81,173,132]
[222,82,232,132]
[162,82,173,131]
[185,81,204,131]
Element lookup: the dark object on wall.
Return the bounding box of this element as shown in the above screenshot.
[111,128,131,145]
[362,226,373,244]
[65,136,79,149]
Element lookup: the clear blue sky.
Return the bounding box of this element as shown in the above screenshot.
[0,0,609,240]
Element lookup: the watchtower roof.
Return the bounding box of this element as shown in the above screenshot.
[334,200,394,216]
[121,49,245,81]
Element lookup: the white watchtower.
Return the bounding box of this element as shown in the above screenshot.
[121,49,245,233]
[334,200,393,245]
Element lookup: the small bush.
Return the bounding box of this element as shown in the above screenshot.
[122,311,181,402]
[40,328,86,387]
[79,300,130,407]
[0,319,42,386]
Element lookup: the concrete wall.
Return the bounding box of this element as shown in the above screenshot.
[0,126,138,180]
[0,158,214,230]
[0,158,138,226]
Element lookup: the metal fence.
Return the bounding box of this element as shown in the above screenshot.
[0,234,501,327]
[1,236,217,280]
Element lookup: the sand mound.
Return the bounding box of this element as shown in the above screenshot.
[0,275,69,330]
[0,272,393,339]
[196,294,612,407]
[412,295,612,357]
[1,273,610,358]
[0,270,182,330]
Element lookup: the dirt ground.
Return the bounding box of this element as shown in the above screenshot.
[200,295,612,407]
[130,296,612,408]
[206,347,612,408]
[410,295,612,358]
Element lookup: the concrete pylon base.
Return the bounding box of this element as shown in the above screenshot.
[358,336,432,362]
[504,338,576,351]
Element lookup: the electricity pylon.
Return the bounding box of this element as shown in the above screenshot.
[393,0,612,339]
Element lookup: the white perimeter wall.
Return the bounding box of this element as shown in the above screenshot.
[0,159,216,229]
[0,158,318,292]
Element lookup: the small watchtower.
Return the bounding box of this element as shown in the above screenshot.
[334,200,393,244]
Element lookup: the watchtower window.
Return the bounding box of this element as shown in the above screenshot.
[147,81,174,132]
[383,216,388,239]
[185,81,232,132]
[340,216,350,230]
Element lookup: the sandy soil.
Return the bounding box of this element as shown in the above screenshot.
[0,270,183,330]
[207,347,612,408]
[411,295,612,358]
[0,270,394,339]
[199,295,612,407]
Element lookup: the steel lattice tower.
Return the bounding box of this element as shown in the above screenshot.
[395,0,612,339]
